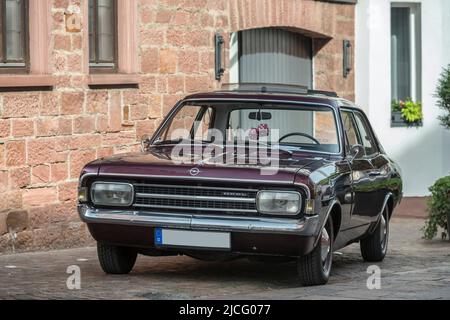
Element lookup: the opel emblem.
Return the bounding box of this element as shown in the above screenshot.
[189,168,200,176]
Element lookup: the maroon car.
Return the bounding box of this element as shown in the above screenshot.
[77,84,403,286]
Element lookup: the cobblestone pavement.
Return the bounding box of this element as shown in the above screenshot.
[1,217,449,300]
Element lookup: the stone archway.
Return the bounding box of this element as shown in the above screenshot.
[226,0,355,100]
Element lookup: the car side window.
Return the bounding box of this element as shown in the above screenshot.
[341,111,360,151]
[353,112,378,156]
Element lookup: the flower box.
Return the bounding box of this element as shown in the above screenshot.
[391,111,423,127]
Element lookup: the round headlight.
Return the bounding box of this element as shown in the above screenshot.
[91,182,134,206]
[256,191,301,215]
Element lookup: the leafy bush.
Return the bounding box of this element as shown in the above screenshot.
[423,176,450,240]
[436,65,450,129]
[391,99,423,123]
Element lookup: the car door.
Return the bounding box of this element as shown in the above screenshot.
[341,110,378,228]
[353,111,390,217]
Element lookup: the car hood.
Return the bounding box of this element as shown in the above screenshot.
[91,146,331,185]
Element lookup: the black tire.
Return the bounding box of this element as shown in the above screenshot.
[97,242,137,274]
[297,215,334,286]
[360,206,390,262]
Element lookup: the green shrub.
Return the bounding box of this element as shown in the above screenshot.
[436,65,450,129]
[423,175,450,240]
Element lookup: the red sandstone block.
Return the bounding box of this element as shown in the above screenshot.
[140,76,157,93]
[0,191,22,212]
[178,50,200,73]
[109,91,122,132]
[0,144,5,167]
[69,149,97,179]
[50,162,68,182]
[87,91,109,114]
[0,170,8,193]
[58,181,78,202]
[0,120,11,138]
[54,34,71,51]
[27,138,56,166]
[31,165,51,184]
[3,93,40,118]
[141,28,165,47]
[11,119,34,137]
[159,48,177,74]
[22,187,58,207]
[9,167,31,189]
[141,48,159,73]
[61,92,84,115]
[185,75,211,93]
[73,116,96,134]
[136,120,156,140]
[97,147,114,159]
[6,140,26,167]
[168,75,185,94]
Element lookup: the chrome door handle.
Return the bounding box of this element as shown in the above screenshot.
[369,170,381,177]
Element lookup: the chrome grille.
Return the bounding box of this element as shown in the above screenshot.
[133,183,258,214]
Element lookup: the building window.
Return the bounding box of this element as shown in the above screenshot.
[0,0,28,73]
[391,3,422,102]
[89,0,117,73]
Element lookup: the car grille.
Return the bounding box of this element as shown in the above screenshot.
[133,183,258,214]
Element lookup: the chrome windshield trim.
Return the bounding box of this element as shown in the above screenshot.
[136,193,256,203]
[150,97,343,156]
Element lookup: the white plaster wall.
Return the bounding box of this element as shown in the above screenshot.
[356,0,450,196]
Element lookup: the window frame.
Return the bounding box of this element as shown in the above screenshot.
[0,0,30,74]
[352,110,379,157]
[390,2,422,102]
[89,0,118,74]
[340,110,361,153]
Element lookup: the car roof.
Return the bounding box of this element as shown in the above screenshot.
[182,84,360,111]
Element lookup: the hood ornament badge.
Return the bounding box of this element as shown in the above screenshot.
[189,168,200,176]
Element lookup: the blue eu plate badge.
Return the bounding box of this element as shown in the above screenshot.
[155,228,163,245]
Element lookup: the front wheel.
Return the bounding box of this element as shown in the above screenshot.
[297,216,333,286]
[360,206,390,262]
[97,242,137,274]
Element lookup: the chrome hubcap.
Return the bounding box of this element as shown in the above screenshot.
[321,228,331,270]
[380,214,388,251]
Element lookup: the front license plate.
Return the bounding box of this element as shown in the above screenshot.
[154,228,231,249]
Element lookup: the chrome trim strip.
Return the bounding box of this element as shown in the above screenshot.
[133,203,257,213]
[136,193,256,203]
[92,172,293,185]
[313,199,339,248]
[78,205,319,235]
[380,192,393,216]
[134,183,259,192]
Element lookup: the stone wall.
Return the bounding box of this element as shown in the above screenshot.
[0,0,355,253]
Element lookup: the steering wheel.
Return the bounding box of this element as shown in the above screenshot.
[279,132,321,145]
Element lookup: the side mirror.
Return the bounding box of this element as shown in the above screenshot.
[349,144,365,161]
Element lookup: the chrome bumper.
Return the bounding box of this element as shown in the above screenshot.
[78,205,320,236]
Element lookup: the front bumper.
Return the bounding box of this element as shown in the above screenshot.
[78,205,320,256]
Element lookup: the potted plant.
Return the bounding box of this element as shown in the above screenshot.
[391,98,423,127]
[423,176,450,240]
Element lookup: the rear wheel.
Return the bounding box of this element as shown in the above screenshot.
[97,242,137,274]
[297,216,333,286]
[360,206,390,262]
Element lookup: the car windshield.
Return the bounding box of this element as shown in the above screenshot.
[153,102,340,154]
